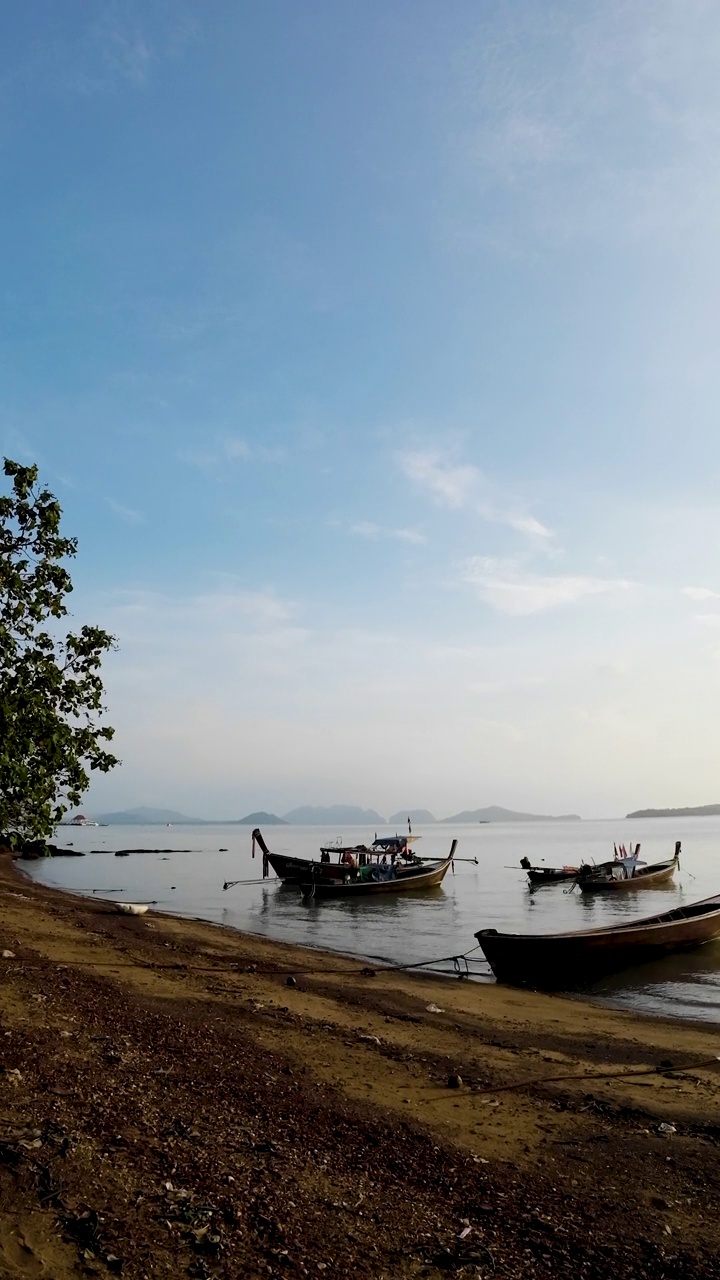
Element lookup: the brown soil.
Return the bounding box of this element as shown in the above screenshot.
[2,853,720,1279]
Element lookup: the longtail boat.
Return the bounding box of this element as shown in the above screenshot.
[521,847,642,888]
[299,841,457,900]
[319,834,419,859]
[475,891,720,988]
[577,843,681,893]
[248,828,424,884]
[521,858,580,886]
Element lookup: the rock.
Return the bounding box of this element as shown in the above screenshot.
[447,1074,462,1089]
[286,976,297,987]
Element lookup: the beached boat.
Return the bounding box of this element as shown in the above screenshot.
[112,902,149,916]
[475,891,720,988]
[577,843,680,893]
[299,841,457,900]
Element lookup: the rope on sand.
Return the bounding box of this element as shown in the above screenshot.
[451,1054,720,1097]
[0,943,486,980]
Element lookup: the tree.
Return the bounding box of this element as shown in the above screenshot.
[0,459,119,841]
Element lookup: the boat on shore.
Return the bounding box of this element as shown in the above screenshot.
[299,841,457,900]
[475,891,720,988]
[577,843,680,893]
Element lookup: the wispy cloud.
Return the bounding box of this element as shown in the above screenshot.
[106,498,145,525]
[4,6,197,101]
[682,586,720,601]
[398,449,552,539]
[462,556,632,615]
[180,436,288,472]
[447,0,720,247]
[350,521,427,546]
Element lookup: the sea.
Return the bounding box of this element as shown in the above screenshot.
[20,817,720,1025]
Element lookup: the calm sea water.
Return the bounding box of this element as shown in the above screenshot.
[22,817,720,1024]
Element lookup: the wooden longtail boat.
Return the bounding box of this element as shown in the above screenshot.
[299,841,457,900]
[521,858,580,886]
[265,850,349,882]
[521,851,643,888]
[475,892,720,988]
[319,834,418,858]
[577,844,680,893]
[253,828,425,884]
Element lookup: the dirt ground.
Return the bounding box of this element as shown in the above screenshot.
[2,854,720,1279]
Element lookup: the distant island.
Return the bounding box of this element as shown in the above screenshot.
[86,803,582,826]
[440,806,581,823]
[95,807,206,825]
[627,804,720,819]
[235,812,287,825]
[281,805,385,826]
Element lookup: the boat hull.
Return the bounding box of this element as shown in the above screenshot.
[300,844,457,899]
[525,866,578,886]
[476,895,720,988]
[578,858,678,893]
[266,852,350,882]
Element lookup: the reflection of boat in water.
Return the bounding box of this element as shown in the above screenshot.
[476,890,720,989]
[299,842,457,900]
[578,844,680,893]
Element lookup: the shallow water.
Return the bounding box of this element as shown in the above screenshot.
[23,816,720,1023]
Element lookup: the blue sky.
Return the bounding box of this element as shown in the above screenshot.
[3,0,720,819]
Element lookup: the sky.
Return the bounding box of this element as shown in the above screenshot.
[3,0,720,820]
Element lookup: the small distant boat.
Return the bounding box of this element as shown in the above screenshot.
[475,890,720,988]
[578,843,680,893]
[299,842,457,900]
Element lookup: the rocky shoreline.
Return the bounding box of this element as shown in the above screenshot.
[2,851,720,1277]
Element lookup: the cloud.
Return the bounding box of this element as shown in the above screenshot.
[350,521,427,546]
[399,451,477,509]
[180,436,288,472]
[1,6,198,102]
[682,586,720,600]
[397,449,552,539]
[446,0,720,248]
[462,557,632,615]
[106,498,145,525]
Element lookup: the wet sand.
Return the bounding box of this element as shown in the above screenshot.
[2,851,720,1278]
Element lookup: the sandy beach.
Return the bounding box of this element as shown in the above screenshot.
[2,852,720,1279]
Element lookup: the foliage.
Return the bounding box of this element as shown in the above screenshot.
[0,459,119,840]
